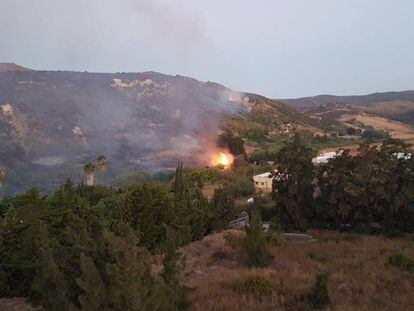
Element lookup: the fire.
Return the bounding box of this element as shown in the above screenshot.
[215,152,233,168]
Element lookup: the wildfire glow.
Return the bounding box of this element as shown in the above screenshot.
[215,152,233,168]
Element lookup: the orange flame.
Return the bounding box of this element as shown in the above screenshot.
[215,152,233,168]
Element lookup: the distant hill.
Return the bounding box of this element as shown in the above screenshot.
[0,66,329,195]
[278,90,414,110]
[0,63,31,72]
[279,90,414,129]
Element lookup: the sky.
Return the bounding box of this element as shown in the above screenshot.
[1,0,413,98]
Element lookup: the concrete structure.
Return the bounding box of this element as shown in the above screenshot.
[228,211,271,232]
[229,211,249,229]
[253,172,273,192]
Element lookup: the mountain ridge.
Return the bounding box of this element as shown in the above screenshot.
[0,63,32,72]
[0,66,327,195]
[278,90,414,110]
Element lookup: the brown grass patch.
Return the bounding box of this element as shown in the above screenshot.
[339,113,414,140]
[181,230,414,310]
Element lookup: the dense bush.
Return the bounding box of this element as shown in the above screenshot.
[346,127,358,135]
[223,176,254,197]
[246,126,268,142]
[386,254,414,272]
[306,273,331,310]
[234,274,275,297]
[362,128,389,139]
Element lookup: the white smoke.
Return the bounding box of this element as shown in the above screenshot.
[0,0,210,71]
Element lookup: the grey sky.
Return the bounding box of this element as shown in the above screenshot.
[1,0,413,97]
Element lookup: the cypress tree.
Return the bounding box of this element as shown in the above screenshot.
[161,227,192,310]
[76,253,108,310]
[242,208,271,267]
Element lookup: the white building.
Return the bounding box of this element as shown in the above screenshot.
[253,172,273,192]
[393,152,412,160]
[312,151,342,165]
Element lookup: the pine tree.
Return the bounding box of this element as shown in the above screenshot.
[104,225,177,311]
[242,208,271,267]
[161,227,192,310]
[174,161,187,205]
[307,273,330,310]
[0,189,49,297]
[76,253,108,310]
[121,184,175,249]
[31,230,71,310]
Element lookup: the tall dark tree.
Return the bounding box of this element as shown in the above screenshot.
[121,184,174,249]
[242,208,271,267]
[209,187,236,231]
[218,131,246,156]
[161,227,192,310]
[273,134,315,231]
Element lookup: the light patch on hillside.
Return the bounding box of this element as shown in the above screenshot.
[365,100,414,115]
[339,113,414,140]
[33,156,66,166]
[1,103,14,120]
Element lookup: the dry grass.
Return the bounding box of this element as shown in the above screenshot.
[180,230,414,311]
[366,100,414,115]
[0,298,33,311]
[339,113,414,140]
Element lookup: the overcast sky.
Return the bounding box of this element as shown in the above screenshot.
[1,0,413,98]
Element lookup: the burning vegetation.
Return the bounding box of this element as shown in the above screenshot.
[214,152,233,169]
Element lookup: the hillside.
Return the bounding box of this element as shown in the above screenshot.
[178,230,414,311]
[0,63,31,72]
[0,67,331,195]
[279,91,414,144]
[279,90,414,111]
[3,229,413,311]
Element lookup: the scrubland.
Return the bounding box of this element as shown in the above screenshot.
[181,230,414,311]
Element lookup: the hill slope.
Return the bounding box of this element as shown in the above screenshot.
[0,67,328,194]
[0,63,31,72]
[279,90,414,110]
[178,230,414,310]
[279,91,414,140]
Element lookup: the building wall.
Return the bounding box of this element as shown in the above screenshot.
[253,174,273,192]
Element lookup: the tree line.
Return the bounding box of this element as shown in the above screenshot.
[272,136,414,234]
[0,162,236,310]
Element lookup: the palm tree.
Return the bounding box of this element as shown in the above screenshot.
[0,169,5,187]
[83,163,95,187]
[96,155,107,172]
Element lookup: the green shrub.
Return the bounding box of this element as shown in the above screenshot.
[223,177,254,197]
[248,150,268,164]
[246,127,268,142]
[346,127,358,135]
[224,234,243,249]
[267,232,286,246]
[306,273,330,310]
[362,129,389,139]
[386,254,414,272]
[234,274,275,297]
